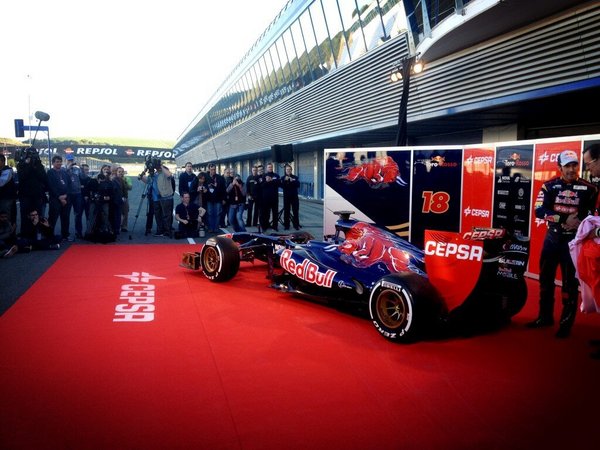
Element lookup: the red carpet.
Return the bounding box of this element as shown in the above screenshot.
[1,244,599,449]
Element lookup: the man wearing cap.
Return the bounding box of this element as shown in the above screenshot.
[65,154,84,239]
[528,149,598,338]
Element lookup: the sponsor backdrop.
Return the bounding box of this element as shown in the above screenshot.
[411,148,462,248]
[324,134,600,278]
[461,147,495,233]
[2,144,174,163]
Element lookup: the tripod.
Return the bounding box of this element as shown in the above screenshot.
[277,206,300,229]
[129,176,152,240]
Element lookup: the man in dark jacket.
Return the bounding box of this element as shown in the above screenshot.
[46,155,71,241]
[259,162,280,231]
[245,165,259,227]
[281,164,300,230]
[205,164,227,233]
[178,162,198,204]
[16,148,48,234]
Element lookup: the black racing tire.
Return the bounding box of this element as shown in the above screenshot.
[369,273,442,343]
[200,236,240,282]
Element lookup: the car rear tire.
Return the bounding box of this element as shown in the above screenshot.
[200,236,240,282]
[369,273,442,342]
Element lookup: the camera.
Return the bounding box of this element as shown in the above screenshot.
[15,147,40,164]
[140,155,162,177]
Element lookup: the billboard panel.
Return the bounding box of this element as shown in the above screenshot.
[411,149,463,248]
[461,147,495,233]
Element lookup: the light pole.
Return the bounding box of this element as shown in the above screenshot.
[390,55,423,146]
[14,110,51,166]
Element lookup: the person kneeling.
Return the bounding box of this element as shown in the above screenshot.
[17,209,61,251]
[175,192,200,238]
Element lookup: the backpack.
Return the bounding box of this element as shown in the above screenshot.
[156,173,174,197]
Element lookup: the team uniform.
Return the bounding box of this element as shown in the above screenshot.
[533,175,598,334]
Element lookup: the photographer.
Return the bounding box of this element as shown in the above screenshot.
[226,173,246,232]
[141,158,175,237]
[174,192,200,238]
[16,209,61,251]
[16,148,49,234]
[85,165,116,241]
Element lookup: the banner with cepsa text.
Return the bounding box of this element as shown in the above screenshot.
[324,134,600,278]
[461,147,495,233]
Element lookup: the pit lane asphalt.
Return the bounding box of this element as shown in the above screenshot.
[0,179,325,315]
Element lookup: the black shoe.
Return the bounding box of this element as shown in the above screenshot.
[294,226,300,230]
[555,326,571,339]
[525,318,554,328]
[3,245,18,258]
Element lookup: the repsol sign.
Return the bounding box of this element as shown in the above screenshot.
[73,147,174,159]
[54,144,174,160]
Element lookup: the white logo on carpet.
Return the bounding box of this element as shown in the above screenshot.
[113,272,166,322]
[115,272,166,283]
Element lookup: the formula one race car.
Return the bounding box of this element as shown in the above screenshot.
[181,212,530,342]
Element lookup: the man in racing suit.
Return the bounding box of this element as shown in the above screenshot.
[527,150,598,338]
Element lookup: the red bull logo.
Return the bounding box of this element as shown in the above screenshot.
[339,156,407,188]
[280,249,336,288]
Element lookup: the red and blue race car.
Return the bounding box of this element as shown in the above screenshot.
[181,211,530,342]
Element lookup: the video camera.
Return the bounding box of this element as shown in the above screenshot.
[15,147,41,165]
[140,155,162,177]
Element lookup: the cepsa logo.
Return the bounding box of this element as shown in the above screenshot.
[424,241,483,261]
[279,249,336,287]
[465,155,494,165]
[113,271,165,322]
[463,206,490,218]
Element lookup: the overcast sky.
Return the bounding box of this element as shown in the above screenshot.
[0,0,289,143]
